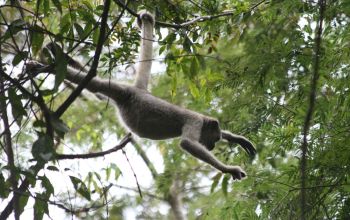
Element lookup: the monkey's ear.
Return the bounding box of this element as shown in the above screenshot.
[221,130,256,156]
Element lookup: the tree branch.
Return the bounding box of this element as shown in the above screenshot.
[114,0,266,29]
[121,148,143,198]
[131,139,158,179]
[1,72,53,137]
[0,177,30,219]
[300,1,326,219]
[0,39,20,220]
[56,133,132,160]
[54,0,113,118]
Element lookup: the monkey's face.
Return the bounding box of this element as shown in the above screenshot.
[200,119,221,151]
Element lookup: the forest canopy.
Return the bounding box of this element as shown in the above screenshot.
[0,0,349,219]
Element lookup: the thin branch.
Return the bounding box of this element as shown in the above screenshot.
[292,182,349,191]
[0,22,94,46]
[5,187,108,215]
[0,177,30,219]
[113,184,164,200]
[54,0,113,118]
[250,174,297,189]
[300,1,326,219]
[56,133,132,160]
[1,72,53,137]
[0,39,20,220]
[265,95,297,115]
[114,0,267,29]
[121,149,143,198]
[131,139,158,179]
[0,11,20,53]
[0,73,53,219]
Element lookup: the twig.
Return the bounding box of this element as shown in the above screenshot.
[292,182,349,191]
[54,0,113,118]
[114,0,267,29]
[113,184,163,200]
[1,72,53,137]
[4,187,108,215]
[131,138,158,178]
[0,22,94,46]
[0,41,20,220]
[0,177,30,219]
[300,1,326,219]
[121,149,143,198]
[56,133,132,160]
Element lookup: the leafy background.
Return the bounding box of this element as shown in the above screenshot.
[0,0,349,219]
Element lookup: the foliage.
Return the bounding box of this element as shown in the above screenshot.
[0,0,350,219]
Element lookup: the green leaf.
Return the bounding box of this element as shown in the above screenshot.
[197,55,206,70]
[3,19,26,41]
[93,28,100,45]
[77,8,96,23]
[19,193,30,216]
[188,82,200,98]
[74,23,84,40]
[105,166,111,180]
[183,36,192,53]
[36,0,42,12]
[12,51,28,66]
[33,120,46,128]
[188,83,200,98]
[165,32,176,48]
[110,163,121,181]
[46,166,59,171]
[40,175,54,197]
[210,172,222,193]
[8,88,27,126]
[53,45,67,90]
[51,0,62,13]
[82,22,93,40]
[31,25,45,56]
[192,30,199,42]
[159,45,166,55]
[60,13,71,34]
[69,176,91,201]
[43,0,50,16]
[34,194,49,220]
[0,172,9,198]
[51,116,69,137]
[222,174,230,197]
[32,135,55,161]
[170,72,177,97]
[82,0,94,11]
[189,57,199,78]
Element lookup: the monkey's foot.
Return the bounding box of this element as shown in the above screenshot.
[225,166,246,180]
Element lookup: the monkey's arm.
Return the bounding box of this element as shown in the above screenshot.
[180,138,246,180]
[221,130,256,156]
[134,11,154,90]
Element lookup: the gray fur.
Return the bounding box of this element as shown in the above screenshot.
[43,11,256,180]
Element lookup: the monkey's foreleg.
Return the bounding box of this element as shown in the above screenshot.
[180,138,246,180]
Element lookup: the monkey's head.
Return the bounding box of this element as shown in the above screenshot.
[137,10,155,28]
[200,118,221,151]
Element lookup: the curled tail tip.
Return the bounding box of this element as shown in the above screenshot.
[137,10,155,27]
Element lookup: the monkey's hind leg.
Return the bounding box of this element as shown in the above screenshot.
[180,138,246,180]
[221,130,256,156]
